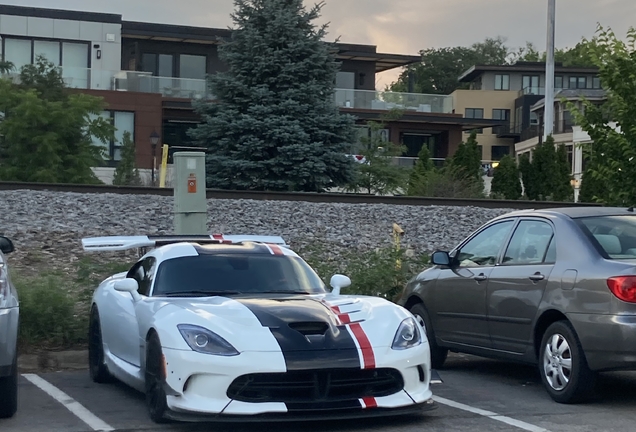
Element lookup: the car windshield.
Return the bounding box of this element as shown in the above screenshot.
[576,215,636,259]
[152,253,328,296]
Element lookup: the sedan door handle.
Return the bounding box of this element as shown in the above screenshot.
[474,273,488,282]
[529,273,545,282]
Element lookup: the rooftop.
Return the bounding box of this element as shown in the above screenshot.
[458,61,599,83]
[531,88,607,110]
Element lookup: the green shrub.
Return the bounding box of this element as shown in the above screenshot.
[14,274,87,349]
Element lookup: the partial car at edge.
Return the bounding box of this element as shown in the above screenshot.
[398,207,636,404]
[0,235,18,419]
[82,234,435,423]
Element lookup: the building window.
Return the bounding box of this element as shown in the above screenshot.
[2,37,89,87]
[495,74,510,90]
[492,109,511,134]
[522,75,540,94]
[491,145,510,161]
[91,110,136,163]
[465,108,484,134]
[592,76,601,89]
[179,54,206,80]
[555,76,563,90]
[569,76,587,89]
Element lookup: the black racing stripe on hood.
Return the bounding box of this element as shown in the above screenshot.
[234,296,361,371]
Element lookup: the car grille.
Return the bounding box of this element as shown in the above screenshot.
[227,368,403,404]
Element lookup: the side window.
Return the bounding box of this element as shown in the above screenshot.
[138,258,156,296]
[456,220,515,267]
[126,261,145,285]
[502,220,555,265]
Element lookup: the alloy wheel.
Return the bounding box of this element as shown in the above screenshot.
[542,333,572,391]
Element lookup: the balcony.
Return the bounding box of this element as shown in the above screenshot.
[335,89,453,113]
[518,86,566,97]
[519,119,576,142]
[112,71,212,99]
[2,66,115,90]
[493,123,521,138]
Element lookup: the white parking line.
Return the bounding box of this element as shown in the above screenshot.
[22,374,114,432]
[433,395,550,432]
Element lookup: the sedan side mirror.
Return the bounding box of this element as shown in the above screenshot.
[431,251,451,266]
[0,236,14,254]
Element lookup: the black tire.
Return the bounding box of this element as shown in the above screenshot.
[145,332,169,423]
[88,307,114,384]
[410,303,448,369]
[539,320,597,404]
[0,349,18,419]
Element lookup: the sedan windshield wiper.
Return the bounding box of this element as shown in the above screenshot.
[161,290,241,297]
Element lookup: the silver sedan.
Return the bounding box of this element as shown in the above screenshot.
[397,207,636,404]
[0,235,18,418]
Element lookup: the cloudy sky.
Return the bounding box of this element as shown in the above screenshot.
[4,0,634,88]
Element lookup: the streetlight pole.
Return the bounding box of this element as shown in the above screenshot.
[544,0,556,140]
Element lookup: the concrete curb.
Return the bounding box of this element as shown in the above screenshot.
[18,350,88,373]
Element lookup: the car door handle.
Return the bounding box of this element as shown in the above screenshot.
[474,273,488,282]
[529,273,545,282]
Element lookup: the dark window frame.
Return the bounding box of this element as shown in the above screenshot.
[1,34,91,68]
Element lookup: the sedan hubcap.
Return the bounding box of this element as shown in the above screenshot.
[543,333,572,391]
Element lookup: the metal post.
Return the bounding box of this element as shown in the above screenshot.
[544,0,556,140]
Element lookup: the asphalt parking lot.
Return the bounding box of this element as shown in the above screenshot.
[2,353,636,432]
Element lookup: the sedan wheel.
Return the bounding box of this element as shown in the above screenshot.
[539,321,596,404]
[0,350,18,419]
[410,303,448,369]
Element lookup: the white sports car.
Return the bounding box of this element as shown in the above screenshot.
[82,234,435,423]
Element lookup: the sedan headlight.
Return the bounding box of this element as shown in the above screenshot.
[177,324,239,356]
[391,317,422,350]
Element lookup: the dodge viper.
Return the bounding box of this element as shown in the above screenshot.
[82,234,435,423]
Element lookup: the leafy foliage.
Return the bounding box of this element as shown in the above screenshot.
[407,145,435,195]
[343,109,410,195]
[569,26,636,206]
[518,136,572,201]
[390,36,597,94]
[0,56,113,184]
[189,0,356,192]
[112,131,142,186]
[448,131,484,189]
[0,61,14,74]
[490,154,522,200]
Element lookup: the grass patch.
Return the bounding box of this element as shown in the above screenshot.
[12,243,431,350]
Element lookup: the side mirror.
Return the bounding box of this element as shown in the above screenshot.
[0,236,14,254]
[114,278,139,293]
[330,274,351,296]
[431,251,451,266]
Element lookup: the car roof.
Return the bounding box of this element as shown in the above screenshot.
[496,206,636,220]
[153,241,299,260]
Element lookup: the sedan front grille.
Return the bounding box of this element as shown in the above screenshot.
[227,368,403,403]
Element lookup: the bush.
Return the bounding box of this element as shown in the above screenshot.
[14,274,87,349]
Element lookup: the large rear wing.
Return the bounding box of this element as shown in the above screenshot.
[81,234,287,252]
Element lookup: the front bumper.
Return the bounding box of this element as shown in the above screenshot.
[569,312,636,371]
[0,307,19,375]
[160,341,433,419]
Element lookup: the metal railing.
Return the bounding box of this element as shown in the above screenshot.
[1,66,116,90]
[519,119,576,142]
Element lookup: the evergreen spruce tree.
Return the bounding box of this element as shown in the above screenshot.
[447,131,484,195]
[552,143,573,201]
[189,0,357,192]
[490,154,521,200]
[518,153,536,200]
[112,131,142,186]
[407,145,435,196]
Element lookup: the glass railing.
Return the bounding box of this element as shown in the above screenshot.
[335,88,453,113]
[1,67,116,90]
[518,86,566,97]
[112,71,211,99]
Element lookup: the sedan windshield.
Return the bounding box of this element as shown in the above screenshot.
[152,253,327,296]
[576,215,636,259]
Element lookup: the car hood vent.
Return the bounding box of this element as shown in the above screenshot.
[288,321,329,336]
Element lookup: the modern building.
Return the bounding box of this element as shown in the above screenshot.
[0,4,503,184]
[451,62,600,164]
[513,88,608,201]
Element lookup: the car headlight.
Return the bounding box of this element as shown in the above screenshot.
[0,264,8,305]
[391,317,422,350]
[177,324,239,356]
